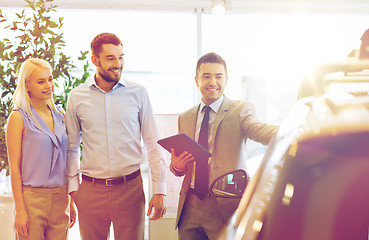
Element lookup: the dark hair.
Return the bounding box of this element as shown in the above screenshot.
[196,52,227,76]
[91,33,123,57]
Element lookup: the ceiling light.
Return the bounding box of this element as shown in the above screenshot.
[211,0,227,14]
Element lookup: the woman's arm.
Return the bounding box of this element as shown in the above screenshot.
[6,111,29,237]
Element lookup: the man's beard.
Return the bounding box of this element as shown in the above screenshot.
[98,64,122,83]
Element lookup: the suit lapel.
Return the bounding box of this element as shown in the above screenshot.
[179,104,200,182]
[182,98,232,151]
[181,104,199,139]
[209,96,232,149]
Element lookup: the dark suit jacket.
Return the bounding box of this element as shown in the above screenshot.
[170,96,278,228]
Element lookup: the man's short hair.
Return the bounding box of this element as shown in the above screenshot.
[196,52,227,76]
[91,33,123,57]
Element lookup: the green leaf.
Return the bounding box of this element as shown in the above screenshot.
[1,91,9,98]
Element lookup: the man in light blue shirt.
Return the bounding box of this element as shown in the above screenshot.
[66,32,166,240]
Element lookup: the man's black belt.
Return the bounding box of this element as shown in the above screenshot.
[82,169,140,186]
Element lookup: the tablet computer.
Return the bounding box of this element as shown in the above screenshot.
[158,133,211,159]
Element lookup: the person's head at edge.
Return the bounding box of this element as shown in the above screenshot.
[195,52,228,105]
[91,33,124,90]
[13,58,61,125]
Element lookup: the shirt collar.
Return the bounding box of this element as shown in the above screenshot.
[87,75,126,90]
[200,95,224,114]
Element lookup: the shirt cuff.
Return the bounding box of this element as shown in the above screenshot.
[67,175,80,194]
[152,181,167,196]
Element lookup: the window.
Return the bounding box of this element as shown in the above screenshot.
[59,9,197,114]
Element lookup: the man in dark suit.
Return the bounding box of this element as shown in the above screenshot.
[170,52,278,239]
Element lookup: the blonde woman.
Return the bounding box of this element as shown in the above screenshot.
[6,58,76,239]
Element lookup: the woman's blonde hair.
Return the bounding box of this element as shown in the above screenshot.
[13,58,62,126]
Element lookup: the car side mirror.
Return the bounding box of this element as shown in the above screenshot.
[209,169,248,198]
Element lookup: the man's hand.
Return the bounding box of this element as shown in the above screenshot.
[146,194,166,220]
[170,148,195,171]
[69,191,76,201]
[69,198,77,228]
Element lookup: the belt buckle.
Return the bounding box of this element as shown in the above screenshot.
[105,178,114,186]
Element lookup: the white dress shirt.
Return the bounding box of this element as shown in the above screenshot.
[66,77,166,195]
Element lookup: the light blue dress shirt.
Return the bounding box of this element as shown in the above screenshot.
[18,107,68,187]
[66,77,166,195]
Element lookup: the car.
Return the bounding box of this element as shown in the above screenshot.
[210,52,369,240]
